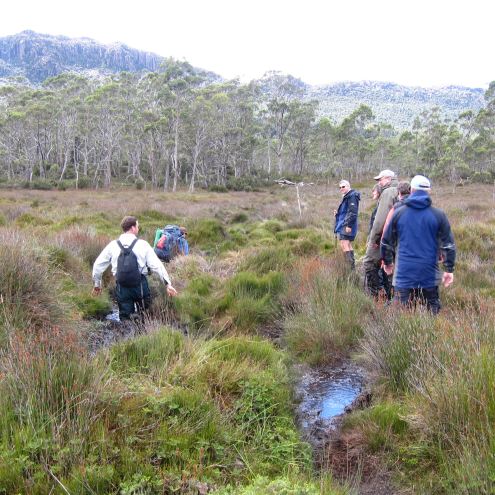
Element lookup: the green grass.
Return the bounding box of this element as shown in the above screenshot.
[284,260,372,365]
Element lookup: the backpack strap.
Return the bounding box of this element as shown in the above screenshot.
[117,238,139,253]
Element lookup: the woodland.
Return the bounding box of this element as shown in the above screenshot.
[0,61,494,191]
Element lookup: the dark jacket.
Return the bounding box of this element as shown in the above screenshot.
[381,190,456,289]
[334,189,361,240]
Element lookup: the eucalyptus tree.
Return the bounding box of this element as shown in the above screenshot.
[259,71,306,176]
[118,72,147,182]
[468,81,495,176]
[308,117,337,176]
[158,59,205,191]
[335,104,376,177]
[85,78,127,187]
[43,73,93,186]
[285,100,317,175]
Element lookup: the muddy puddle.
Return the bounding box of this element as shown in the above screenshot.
[87,306,186,355]
[294,361,364,451]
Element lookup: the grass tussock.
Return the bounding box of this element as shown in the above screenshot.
[359,302,495,493]
[284,258,373,365]
[0,230,66,340]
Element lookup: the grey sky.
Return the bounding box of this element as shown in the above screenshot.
[1,0,493,88]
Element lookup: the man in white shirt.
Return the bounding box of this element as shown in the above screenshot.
[92,216,177,320]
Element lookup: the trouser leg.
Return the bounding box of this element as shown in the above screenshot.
[134,276,152,313]
[116,284,135,320]
[116,277,152,320]
[380,268,393,300]
[363,244,381,297]
[345,250,355,270]
[395,288,415,309]
[420,287,441,315]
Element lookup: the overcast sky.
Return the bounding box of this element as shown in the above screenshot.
[1,0,492,88]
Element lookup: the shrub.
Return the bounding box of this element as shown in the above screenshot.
[28,179,53,190]
[55,228,112,268]
[230,212,249,224]
[212,475,331,495]
[15,212,53,228]
[223,271,285,332]
[76,176,91,189]
[209,184,228,193]
[174,274,219,332]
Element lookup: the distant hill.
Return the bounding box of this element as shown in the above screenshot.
[0,31,487,129]
[0,30,164,83]
[309,81,486,129]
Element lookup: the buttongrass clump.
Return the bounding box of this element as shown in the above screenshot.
[284,257,372,365]
[0,230,66,341]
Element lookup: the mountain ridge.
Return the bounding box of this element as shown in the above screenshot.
[0,31,487,129]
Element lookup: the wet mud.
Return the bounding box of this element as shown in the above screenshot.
[294,360,364,451]
[294,361,397,494]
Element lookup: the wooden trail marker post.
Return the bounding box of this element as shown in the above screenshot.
[274,178,314,218]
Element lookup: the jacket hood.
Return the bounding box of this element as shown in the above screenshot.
[404,190,432,209]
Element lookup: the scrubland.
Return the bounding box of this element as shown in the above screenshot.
[0,183,494,494]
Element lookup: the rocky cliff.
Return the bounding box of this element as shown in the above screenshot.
[0,30,163,82]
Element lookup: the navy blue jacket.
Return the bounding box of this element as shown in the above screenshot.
[381,191,456,288]
[334,189,360,240]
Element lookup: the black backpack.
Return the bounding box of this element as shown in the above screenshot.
[115,239,141,288]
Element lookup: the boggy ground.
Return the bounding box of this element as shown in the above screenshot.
[0,182,494,494]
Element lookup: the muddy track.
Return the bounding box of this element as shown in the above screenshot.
[89,309,398,493]
[294,360,399,494]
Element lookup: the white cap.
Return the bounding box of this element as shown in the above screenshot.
[339,180,350,188]
[410,175,431,190]
[374,169,395,180]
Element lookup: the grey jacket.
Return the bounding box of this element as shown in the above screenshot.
[368,177,398,245]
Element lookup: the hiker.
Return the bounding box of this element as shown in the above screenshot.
[378,181,411,299]
[334,180,360,269]
[381,175,456,314]
[154,225,189,263]
[382,181,411,240]
[92,216,178,320]
[363,169,398,297]
[367,183,391,299]
[369,183,382,234]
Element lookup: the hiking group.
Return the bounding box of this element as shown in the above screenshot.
[334,170,456,314]
[91,170,455,321]
[92,216,188,321]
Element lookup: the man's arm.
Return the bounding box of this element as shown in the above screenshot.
[380,214,397,267]
[92,242,113,288]
[436,210,456,274]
